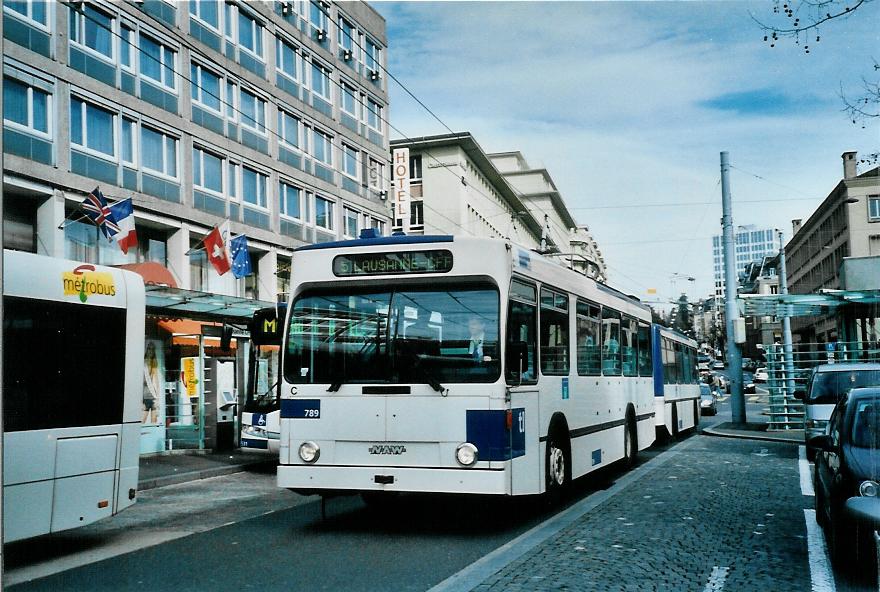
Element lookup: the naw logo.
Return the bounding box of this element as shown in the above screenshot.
[62,265,116,302]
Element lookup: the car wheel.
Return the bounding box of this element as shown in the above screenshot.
[829,507,856,569]
[814,481,828,529]
[545,427,571,503]
[806,446,817,462]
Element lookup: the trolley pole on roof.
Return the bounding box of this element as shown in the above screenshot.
[720,151,745,423]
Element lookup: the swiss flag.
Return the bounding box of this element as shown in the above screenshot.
[204,222,231,276]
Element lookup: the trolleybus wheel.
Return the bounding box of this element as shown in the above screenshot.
[545,427,571,501]
[623,413,638,468]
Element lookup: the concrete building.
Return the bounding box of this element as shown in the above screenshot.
[2,0,390,452]
[388,133,544,248]
[712,224,781,300]
[490,151,606,281]
[786,151,880,343]
[388,134,607,281]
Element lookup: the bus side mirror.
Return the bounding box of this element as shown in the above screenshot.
[793,391,805,401]
[507,341,528,377]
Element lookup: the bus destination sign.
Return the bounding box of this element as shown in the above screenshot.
[333,250,453,277]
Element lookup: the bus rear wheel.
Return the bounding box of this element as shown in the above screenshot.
[545,429,570,501]
[623,415,638,467]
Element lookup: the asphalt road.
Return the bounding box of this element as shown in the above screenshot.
[4,442,679,592]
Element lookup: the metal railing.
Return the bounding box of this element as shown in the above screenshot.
[764,341,880,430]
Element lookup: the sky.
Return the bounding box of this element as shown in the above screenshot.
[370,0,880,309]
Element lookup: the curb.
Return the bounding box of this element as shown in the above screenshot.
[138,460,274,491]
[701,425,803,445]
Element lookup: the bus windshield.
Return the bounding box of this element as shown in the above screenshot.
[285,285,500,385]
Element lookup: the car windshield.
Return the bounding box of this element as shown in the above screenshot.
[851,399,880,449]
[808,370,880,404]
[284,285,500,385]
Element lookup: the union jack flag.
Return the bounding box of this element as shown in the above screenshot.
[81,187,120,240]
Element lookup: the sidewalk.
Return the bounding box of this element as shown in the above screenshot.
[702,421,804,444]
[138,449,276,490]
[441,435,814,592]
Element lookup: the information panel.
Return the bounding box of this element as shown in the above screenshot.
[332,250,453,277]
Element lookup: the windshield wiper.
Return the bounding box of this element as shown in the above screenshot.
[327,381,342,392]
[411,359,445,393]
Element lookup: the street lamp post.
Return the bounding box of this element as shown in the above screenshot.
[720,152,745,423]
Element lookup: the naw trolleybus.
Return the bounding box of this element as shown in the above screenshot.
[3,250,144,541]
[652,326,701,439]
[276,234,666,499]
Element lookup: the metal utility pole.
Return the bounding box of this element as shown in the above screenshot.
[720,152,745,423]
[777,231,797,401]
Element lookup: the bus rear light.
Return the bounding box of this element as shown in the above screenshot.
[97,500,109,509]
[506,410,513,431]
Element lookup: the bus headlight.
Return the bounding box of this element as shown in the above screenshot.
[299,441,320,463]
[456,443,478,467]
[244,426,268,438]
[859,480,879,497]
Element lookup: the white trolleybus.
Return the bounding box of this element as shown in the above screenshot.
[240,305,285,453]
[277,234,663,499]
[652,326,701,439]
[3,250,145,541]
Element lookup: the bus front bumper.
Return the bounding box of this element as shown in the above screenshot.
[277,464,509,495]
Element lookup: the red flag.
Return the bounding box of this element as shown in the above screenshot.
[204,224,231,275]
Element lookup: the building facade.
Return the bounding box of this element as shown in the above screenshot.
[786,151,880,343]
[2,0,391,452]
[388,134,607,282]
[389,133,544,248]
[490,151,606,281]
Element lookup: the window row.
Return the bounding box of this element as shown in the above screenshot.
[2,78,387,192]
[505,280,655,384]
[70,3,179,93]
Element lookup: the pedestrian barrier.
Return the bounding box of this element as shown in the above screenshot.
[764,341,880,430]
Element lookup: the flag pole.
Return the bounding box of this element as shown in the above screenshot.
[185,218,231,256]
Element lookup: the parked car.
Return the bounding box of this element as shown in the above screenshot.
[712,361,725,370]
[699,384,718,416]
[811,387,880,570]
[754,367,769,382]
[798,363,880,460]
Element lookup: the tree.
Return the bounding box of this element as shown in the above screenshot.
[752,1,878,165]
[673,294,695,336]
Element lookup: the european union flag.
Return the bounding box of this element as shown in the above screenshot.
[230,234,252,279]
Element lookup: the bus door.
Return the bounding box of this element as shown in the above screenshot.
[509,385,541,495]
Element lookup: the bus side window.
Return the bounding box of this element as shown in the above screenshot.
[601,307,621,376]
[506,281,537,383]
[540,288,569,375]
[637,323,652,376]
[576,301,601,376]
[622,316,638,377]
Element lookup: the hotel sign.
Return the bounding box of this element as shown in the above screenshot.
[392,147,411,233]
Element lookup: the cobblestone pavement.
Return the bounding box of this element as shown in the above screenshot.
[470,435,812,592]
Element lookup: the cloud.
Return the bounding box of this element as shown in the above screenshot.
[700,89,828,115]
[373,0,880,305]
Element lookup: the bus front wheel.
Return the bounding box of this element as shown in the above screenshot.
[545,428,571,500]
[623,413,638,467]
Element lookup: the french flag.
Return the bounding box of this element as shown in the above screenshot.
[109,198,138,254]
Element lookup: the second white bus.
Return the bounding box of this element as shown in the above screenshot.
[277,235,665,498]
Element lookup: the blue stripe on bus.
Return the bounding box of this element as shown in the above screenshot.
[465,409,525,461]
[295,235,454,251]
[280,399,321,419]
[652,324,664,397]
[240,438,269,449]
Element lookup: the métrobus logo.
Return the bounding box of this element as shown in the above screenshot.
[62,264,116,303]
